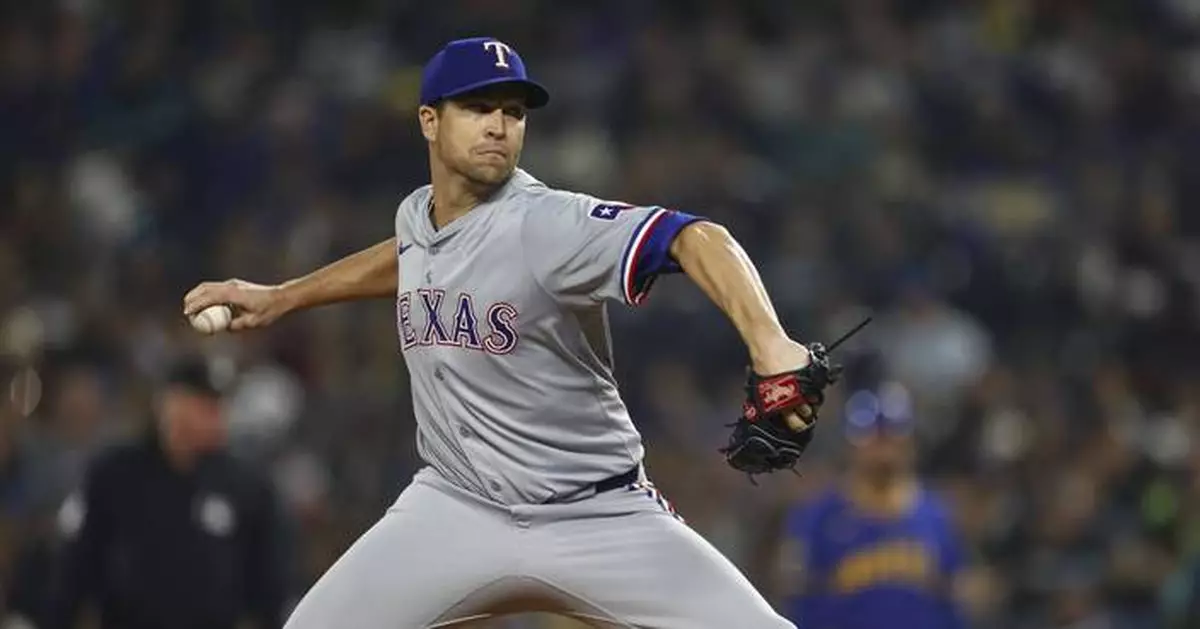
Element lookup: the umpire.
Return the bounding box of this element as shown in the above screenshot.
[44,355,287,629]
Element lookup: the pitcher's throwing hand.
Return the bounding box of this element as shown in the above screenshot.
[183,279,289,331]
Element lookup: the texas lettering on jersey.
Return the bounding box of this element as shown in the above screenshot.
[397,289,519,355]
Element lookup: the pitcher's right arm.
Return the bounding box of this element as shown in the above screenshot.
[183,237,398,331]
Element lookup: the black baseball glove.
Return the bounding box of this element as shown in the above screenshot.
[719,342,843,479]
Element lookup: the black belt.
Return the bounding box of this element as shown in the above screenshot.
[593,466,640,494]
[541,466,641,504]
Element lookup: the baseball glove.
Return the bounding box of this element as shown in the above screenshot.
[719,341,843,480]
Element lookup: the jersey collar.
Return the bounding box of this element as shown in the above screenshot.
[416,168,545,247]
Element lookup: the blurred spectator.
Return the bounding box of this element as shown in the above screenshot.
[23,356,121,517]
[32,356,287,629]
[773,382,971,629]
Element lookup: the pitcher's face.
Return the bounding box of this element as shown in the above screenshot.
[421,84,528,187]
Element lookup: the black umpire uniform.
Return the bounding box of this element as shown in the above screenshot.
[45,357,287,629]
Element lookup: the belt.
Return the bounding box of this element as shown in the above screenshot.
[541,465,641,504]
[592,465,641,494]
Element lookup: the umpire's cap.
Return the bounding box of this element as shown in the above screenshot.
[420,37,549,109]
[162,355,225,399]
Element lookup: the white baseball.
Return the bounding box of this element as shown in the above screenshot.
[190,304,233,335]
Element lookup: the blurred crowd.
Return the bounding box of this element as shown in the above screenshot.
[3,0,1200,627]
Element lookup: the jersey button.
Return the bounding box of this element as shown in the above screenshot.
[430,244,440,254]
[458,425,470,438]
[425,271,432,283]
[489,480,502,492]
[435,368,445,381]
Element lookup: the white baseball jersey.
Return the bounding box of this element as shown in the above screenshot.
[393,168,703,505]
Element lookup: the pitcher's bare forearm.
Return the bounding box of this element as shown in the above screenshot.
[183,237,399,330]
[278,237,399,312]
[669,222,792,366]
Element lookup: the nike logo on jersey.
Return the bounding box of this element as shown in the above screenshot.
[398,242,414,256]
[397,289,519,355]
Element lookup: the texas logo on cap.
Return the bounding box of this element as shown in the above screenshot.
[420,37,550,108]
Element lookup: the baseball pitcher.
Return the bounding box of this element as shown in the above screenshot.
[184,37,840,629]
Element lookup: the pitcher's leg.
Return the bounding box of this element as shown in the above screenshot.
[530,488,794,629]
[284,473,520,629]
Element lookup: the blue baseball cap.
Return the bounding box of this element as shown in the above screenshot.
[843,385,915,441]
[420,37,549,109]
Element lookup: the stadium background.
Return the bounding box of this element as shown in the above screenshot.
[2,0,1200,627]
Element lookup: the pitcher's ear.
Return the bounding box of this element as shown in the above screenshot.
[418,104,440,142]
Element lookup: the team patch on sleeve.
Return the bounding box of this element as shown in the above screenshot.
[588,203,633,221]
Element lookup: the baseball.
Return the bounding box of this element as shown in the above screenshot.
[189,304,233,335]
